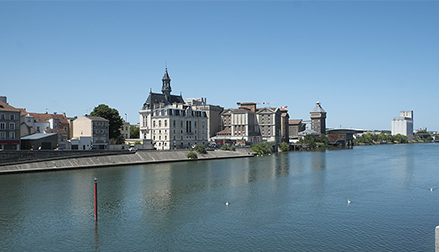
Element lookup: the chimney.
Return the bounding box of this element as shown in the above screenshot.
[0,96,7,103]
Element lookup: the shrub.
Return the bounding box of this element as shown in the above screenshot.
[187,151,198,160]
[279,142,290,152]
[194,144,207,154]
[251,142,273,155]
[220,145,230,150]
[230,146,236,151]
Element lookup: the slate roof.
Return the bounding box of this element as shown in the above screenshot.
[311,101,326,113]
[85,116,109,122]
[142,92,185,110]
[21,133,57,140]
[162,68,171,80]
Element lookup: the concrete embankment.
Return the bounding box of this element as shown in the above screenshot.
[0,149,255,174]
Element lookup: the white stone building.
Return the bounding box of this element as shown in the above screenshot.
[139,69,208,150]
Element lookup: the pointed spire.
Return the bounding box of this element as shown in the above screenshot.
[162,68,171,82]
[161,68,172,102]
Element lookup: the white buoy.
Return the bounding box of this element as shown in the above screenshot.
[431,187,434,192]
[347,199,351,204]
[225,202,230,206]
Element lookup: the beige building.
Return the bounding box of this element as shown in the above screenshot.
[185,97,224,138]
[72,116,109,150]
[120,121,130,140]
[139,69,208,150]
[217,106,261,145]
[215,102,291,145]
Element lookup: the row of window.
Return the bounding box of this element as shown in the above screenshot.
[0,122,15,130]
[152,120,205,129]
[153,135,201,141]
[93,122,107,127]
[155,142,205,148]
[0,132,16,140]
[153,109,207,118]
[93,129,107,135]
[0,114,16,120]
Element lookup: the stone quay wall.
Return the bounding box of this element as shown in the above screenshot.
[0,149,255,174]
[0,150,132,165]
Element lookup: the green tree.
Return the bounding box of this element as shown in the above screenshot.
[415,130,432,142]
[90,104,123,142]
[393,134,408,143]
[130,125,140,139]
[194,144,207,154]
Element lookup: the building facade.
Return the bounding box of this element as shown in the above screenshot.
[256,106,282,143]
[215,102,289,145]
[391,111,413,140]
[139,69,208,150]
[289,119,306,142]
[0,96,21,150]
[120,121,130,140]
[310,101,327,135]
[72,116,109,149]
[185,97,224,138]
[20,111,70,149]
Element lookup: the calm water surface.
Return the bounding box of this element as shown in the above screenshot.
[1,144,439,251]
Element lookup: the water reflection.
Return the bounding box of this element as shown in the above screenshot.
[275,153,290,178]
[390,144,415,187]
[2,144,439,252]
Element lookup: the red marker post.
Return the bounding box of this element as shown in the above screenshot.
[94,177,98,221]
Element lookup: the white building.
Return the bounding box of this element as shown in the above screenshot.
[139,69,208,150]
[391,111,413,140]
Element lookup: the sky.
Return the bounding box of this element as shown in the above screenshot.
[1,1,438,131]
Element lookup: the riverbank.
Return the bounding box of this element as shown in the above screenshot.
[0,149,255,174]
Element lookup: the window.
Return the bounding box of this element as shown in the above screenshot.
[164,120,167,127]
[9,123,15,130]
[0,114,5,120]
[9,132,15,140]
[0,122,5,130]
[153,121,156,127]
[159,120,161,127]
[0,132,5,139]
[10,114,15,120]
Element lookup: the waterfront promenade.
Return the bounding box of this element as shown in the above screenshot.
[0,149,255,174]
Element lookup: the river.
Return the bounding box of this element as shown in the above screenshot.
[1,143,438,251]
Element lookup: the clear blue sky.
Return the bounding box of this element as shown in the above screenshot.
[1,1,438,130]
